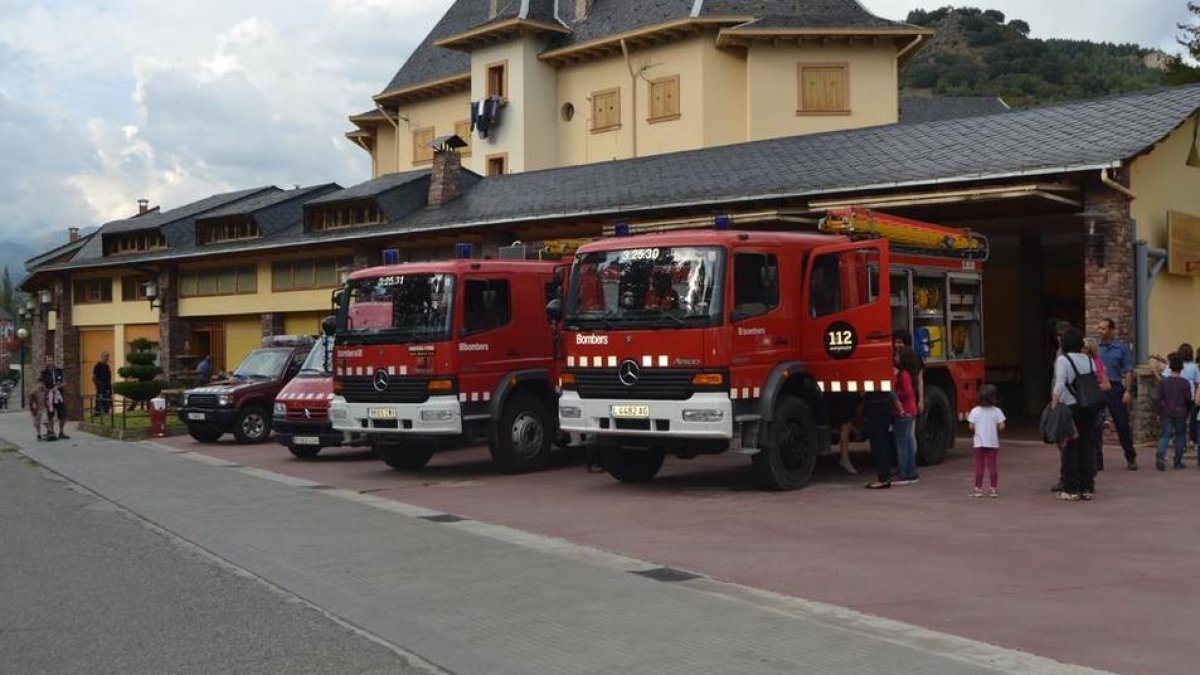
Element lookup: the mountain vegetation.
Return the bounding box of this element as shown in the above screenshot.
[900,6,1195,106]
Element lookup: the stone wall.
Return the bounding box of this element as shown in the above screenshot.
[156,267,190,383]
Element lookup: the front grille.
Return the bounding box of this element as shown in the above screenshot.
[286,407,329,421]
[573,369,697,401]
[340,376,430,404]
[188,394,218,407]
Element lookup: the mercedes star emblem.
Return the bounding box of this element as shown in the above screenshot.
[618,359,640,387]
[372,369,390,392]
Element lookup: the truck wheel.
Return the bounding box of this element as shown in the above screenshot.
[752,396,817,491]
[917,386,956,466]
[600,445,665,483]
[377,441,434,470]
[287,444,321,459]
[188,427,222,443]
[490,393,553,473]
[232,406,271,444]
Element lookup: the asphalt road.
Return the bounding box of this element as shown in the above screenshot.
[0,450,432,675]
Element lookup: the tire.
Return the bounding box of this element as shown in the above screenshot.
[377,440,435,470]
[232,406,271,444]
[188,427,222,443]
[490,393,554,473]
[917,385,956,466]
[600,444,665,483]
[752,396,818,491]
[287,444,321,459]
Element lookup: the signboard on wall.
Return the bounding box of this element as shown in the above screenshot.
[1168,210,1200,275]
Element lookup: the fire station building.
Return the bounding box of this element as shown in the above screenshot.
[18,0,1200,439]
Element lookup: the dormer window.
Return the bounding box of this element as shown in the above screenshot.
[305,201,383,232]
[197,217,260,245]
[105,231,167,256]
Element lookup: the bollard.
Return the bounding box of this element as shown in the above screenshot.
[149,397,167,438]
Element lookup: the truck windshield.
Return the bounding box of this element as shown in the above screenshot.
[566,246,724,329]
[340,273,455,343]
[299,337,333,375]
[233,349,291,380]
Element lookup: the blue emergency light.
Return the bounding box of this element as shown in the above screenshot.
[456,243,474,259]
[382,248,400,265]
[714,214,732,230]
[614,223,631,237]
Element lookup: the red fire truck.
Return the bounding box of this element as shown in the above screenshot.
[328,255,565,472]
[557,208,987,490]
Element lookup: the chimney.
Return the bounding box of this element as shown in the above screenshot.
[68,227,80,242]
[428,147,464,208]
[575,0,592,22]
[137,198,150,215]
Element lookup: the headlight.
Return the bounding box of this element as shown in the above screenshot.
[682,409,724,423]
[183,394,190,406]
[330,408,347,420]
[273,402,286,416]
[217,395,231,407]
[420,409,456,422]
[559,406,582,419]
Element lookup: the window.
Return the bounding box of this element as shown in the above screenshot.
[179,265,257,297]
[305,201,382,232]
[105,231,166,255]
[591,88,621,133]
[648,75,680,123]
[809,248,879,317]
[272,257,352,292]
[73,278,112,304]
[732,253,778,318]
[798,63,849,115]
[486,153,507,177]
[454,119,472,156]
[486,61,507,99]
[197,217,260,245]
[121,276,154,302]
[463,279,512,334]
[413,126,435,165]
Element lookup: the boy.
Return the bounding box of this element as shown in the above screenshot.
[1156,354,1191,471]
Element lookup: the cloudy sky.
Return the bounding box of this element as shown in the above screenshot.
[0,0,1190,249]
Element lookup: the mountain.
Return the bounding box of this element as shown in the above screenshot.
[901,7,1172,107]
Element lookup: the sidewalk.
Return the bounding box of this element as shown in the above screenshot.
[0,414,1102,675]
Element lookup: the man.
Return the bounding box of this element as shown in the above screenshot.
[196,354,212,384]
[38,355,68,440]
[1096,318,1138,470]
[92,351,112,417]
[643,273,679,310]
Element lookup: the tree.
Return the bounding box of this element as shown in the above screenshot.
[1179,2,1200,60]
[1166,54,1200,85]
[113,338,165,402]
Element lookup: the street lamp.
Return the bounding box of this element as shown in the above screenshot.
[15,327,28,409]
[142,279,161,310]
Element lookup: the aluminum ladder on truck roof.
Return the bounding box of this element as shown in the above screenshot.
[818,207,988,260]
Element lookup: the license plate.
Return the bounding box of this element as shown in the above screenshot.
[368,407,397,420]
[293,436,320,446]
[187,412,206,421]
[611,404,650,419]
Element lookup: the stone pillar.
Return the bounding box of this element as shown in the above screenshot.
[157,267,189,383]
[50,275,83,420]
[261,313,285,339]
[1081,173,1141,440]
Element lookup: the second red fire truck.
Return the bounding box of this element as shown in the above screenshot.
[557,209,987,490]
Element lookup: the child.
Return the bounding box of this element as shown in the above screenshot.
[968,384,1006,497]
[892,346,921,485]
[28,381,46,441]
[1156,354,1191,471]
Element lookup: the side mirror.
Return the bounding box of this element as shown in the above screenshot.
[330,289,344,311]
[321,315,337,336]
[546,298,562,323]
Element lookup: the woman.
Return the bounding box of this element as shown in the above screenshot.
[893,346,922,485]
[1051,327,1099,501]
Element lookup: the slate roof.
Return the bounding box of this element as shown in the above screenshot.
[100,187,274,235]
[197,184,343,238]
[900,95,1010,125]
[380,0,913,97]
[27,84,1200,276]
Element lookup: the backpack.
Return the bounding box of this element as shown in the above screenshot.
[1065,355,1105,411]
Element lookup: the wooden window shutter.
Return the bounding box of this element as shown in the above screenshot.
[413,127,435,164]
[591,88,621,133]
[454,120,472,156]
[798,64,849,114]
[648,76,679,122]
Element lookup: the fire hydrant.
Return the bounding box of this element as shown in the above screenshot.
[149,397,167,438]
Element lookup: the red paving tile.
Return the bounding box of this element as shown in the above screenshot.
[156,433,1199,675]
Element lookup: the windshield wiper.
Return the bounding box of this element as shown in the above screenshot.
[298,367,325,374]
[631,309,686,327]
